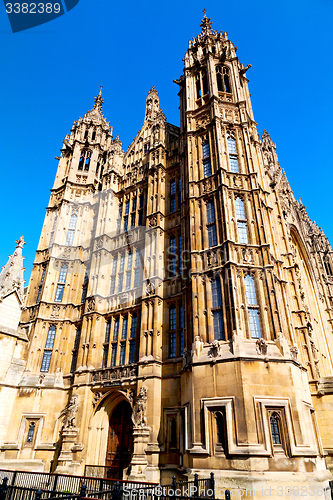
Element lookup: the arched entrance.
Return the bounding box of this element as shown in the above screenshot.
[106,400,133,479]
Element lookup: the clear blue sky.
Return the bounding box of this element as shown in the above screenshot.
[0,0,332,283]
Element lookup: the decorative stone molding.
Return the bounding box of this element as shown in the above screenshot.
[256,338,268,356]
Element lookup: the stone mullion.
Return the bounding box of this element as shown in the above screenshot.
[191,275,200,341]
[80,316,89,367]
[88,315,101,368]
[265,271,283,340]
[237,269,249,339]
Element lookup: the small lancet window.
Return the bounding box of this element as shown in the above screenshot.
[324,259,332,276]
[84,151,91,171]
[196,74,201,99]
[26,422,36,443]
[92,130,96,141]
[215,410,227,452]
[170,418,177,448]
[216,66,231,93]
[84,130,88,139]
[78,154,84,171]
[227,136,239,173]
[270,413,282,445]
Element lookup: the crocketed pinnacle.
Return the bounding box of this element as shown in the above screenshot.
[93,85,104,113]
[200,9,213,36]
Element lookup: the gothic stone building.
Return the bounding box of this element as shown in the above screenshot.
[1,14,333,497]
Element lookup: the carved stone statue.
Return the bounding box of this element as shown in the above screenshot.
[60,394,79,429]
[132,387,148,428]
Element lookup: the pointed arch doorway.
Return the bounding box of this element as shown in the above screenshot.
[105,400,134,479]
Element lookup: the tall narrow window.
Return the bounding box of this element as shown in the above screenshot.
[206,200,217,247]
[202,140,212,177]
[215,410,228,453]
[169,235,176,277]
[179,305,184,356]
[179,234,183,273]
[211,277,225,340]
[124,216,128,232]
[138,194,145,226]
[134,249,141,287]
[49,214,58,246]
[270,413,282,445]
[84,150,91,171]
[36,265,46,304]
[41,325,56,372]
[111,345,117,367]
[245,274,261,338]
[26,422,36,444]
[129,313,139,364]
[113,318,119,341]
[70,327,80,373]
[235,197,248,244]
[55,264,68,302]
[122,315,128,339]
[118,253,125,292]
[105,319,111,343]
[227,136,239,173]
[170,179,176,213]
[120,343,126,365]
[169,305,177,358]
[216,66,231,93]
[125,201,130,215]
[81,270,88,303]
[66,212,77,246]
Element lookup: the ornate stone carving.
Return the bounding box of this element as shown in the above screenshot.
[60,394,79,429]
[290,346,298,361]
[132,387,148,428]
[256,338,268,356]
[87,297,95,312]
[208,339,221,358]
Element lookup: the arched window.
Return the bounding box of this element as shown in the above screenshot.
[66,212,77,246]
[55,264,68,302]
[211,277,224,340]
[202,140,212,177]
[26,422,36,443]
[41,325,56,372]
[78,150,91,171]
[84,151,91,171]
[92,130,96,141]
[215,411,227,452]
[227,136,239,173]
[324,258,332,276]
[270,413,282,444]
[206,200,217,247]
[216,66,231,93]
[49,213,58,246]
[244,274,261,338]
[235,197,248,244]
[244,275,257,305]
[170,418,177,448]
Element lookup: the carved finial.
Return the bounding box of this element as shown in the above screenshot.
[15,236,25,248]
[93,87,104,113]
[200,10,212,35]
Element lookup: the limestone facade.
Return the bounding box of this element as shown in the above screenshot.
[1,14,333,498]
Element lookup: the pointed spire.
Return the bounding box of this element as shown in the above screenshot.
[200,9,213,36]
[145,86,160,121]
[93,85,104,113]
[0,236,26,301]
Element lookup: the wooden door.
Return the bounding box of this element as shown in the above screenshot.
[105,400,133,479]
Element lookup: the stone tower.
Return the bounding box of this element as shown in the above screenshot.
[1,14,333,497]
